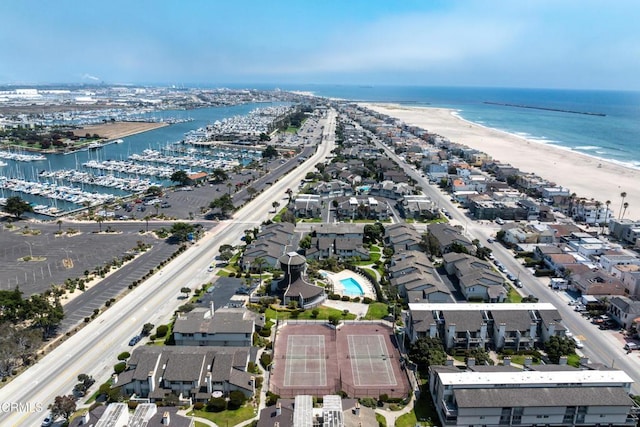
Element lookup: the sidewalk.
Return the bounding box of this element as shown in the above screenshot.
[375,392,416,427]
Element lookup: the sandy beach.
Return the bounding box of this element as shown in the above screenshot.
[363,103,638,220]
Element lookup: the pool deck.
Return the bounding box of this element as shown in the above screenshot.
[321,269,376,300]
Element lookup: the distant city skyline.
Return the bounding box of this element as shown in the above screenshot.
[1,0,639,90]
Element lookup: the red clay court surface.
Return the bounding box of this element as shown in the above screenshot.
[269,321,410,399]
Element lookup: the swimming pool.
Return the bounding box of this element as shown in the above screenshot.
[340,277,364,296]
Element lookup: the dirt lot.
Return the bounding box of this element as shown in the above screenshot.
[72,121,168,140]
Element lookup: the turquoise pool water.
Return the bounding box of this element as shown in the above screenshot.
[340,277,364,296]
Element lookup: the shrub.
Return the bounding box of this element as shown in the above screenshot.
[193,402,205,411]
[265,392,280,406]
[328,294,341,300]
[311,308,320,318]
[113,362,126,374]
[156,325,169,338]
[359,397,377,408]
[341,295,351,301]
[259,327,271,337]
[362,297,373,304]
[117,352,130,361]
[379,393,389,403]
[228,390,247,409]
[260,353,272,369]
[206,397,227,412]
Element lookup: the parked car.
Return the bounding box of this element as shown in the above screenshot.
[624,342,638,351]
[129,335,141,346]
[573,338,584,349]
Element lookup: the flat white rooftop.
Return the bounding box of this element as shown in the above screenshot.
[438,369,633,387]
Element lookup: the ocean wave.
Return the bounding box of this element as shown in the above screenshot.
[573,145,601,151]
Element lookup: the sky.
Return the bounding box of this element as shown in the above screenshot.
[0,0,639,90]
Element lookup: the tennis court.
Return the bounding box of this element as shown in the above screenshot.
[347,334,397,387]
[283,335,327,387]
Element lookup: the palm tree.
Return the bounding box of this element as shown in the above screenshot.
[57,220,62,233]
[227,182,233,195]
[96,216,104,233]
[622,202,629,219]
[144,215,151,232]
[594,201,602,226]
[567,193,577,215]
[619,192,627,218]
[604,200,611,233]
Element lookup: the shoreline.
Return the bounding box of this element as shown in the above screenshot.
[362,103,638,219]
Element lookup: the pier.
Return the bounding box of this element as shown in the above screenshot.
[483,101,606,117]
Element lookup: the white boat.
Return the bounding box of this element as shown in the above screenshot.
[114,139,124,144]
[88,142,103,150]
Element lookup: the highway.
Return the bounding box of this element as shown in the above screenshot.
[0,109,337,426]
[367,125,640,394]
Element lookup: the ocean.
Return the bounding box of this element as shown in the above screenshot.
[280,85,640,170]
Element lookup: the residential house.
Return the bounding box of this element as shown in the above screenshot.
[406,303,567,350]
[173,305,260,347]
[427,223,474,255]
[618,265,640,297]
[293,194,322,218]
[315,180,353,198]
[600,254,640,274]
[257,395,377,427]
[570,269,626,296]
[609,219,640,246]
[70,403,194,427]
[115,346,257,403]
[429,364,636,427]
[608,296,640,330]
[314,223,364,240]
[334,196,389,221]
[442,253,505,302]
[384,223,423,252]
[398,194,438,220]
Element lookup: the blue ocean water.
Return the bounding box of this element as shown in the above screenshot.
[280,85,640,169]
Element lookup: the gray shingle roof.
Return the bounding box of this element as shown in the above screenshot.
[454,386,632,408]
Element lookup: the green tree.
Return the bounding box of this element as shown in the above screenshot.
[210,194,235,218]
[545,335,575,363]
[145,185,163,196]
[206,397,227,412]
[259,132,271,142]
[169,222,195,243]
[262,145,278,159]
[49,395,76,421]
[408,337,447,371]
[363,222,385,244]
[246,186,258,199]
[170,170,191,186]
[180,287,191,298]
[3,196,33,219]
[209,168,229,183]
[142,323,155,336]
[299,234,312,250]
[228,390,247,409]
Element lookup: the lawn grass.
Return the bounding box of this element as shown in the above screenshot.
[189,404,256,426]
[364,302,389,320]
[265,305,357,321]
[568,353,581,367]
[507,286,523,303]
[359,266,379,280]
[376,413,387,426]
[396,392,439,427]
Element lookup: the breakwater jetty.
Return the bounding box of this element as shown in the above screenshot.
[483,101,606,117]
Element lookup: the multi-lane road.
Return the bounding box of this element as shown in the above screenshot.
[0,110,337,426]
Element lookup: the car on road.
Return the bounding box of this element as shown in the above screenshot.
[41,414,53,427]
[573,337,584,349]
[514,279,523,288]
[235,287,250,295]
[495,217,505,225]
[207,264,215,272]
[487,238,495,243]
[128,335,141,346]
